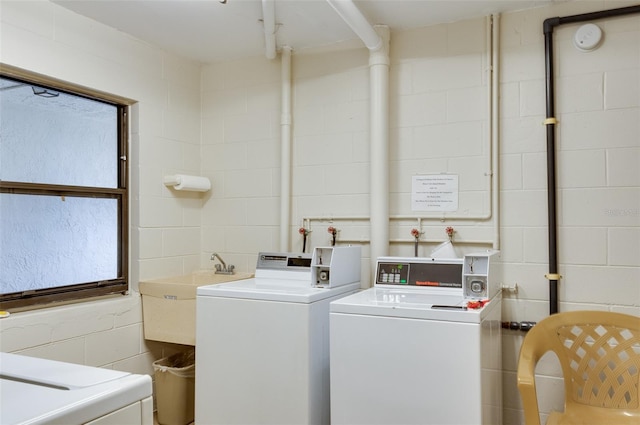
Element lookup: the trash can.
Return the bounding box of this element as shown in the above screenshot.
[153,348,195,425]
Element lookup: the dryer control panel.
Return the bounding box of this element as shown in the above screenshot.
[253,252,314,281]
[256,252,312,270]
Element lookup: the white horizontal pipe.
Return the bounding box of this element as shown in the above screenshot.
[303,238,494,246]
[391,239,493,245]
[303,214,492,222]
[262,0,276,59]
[326,0,382,51]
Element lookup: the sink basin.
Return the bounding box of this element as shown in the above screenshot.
[145,270,252,286]
[139,270,253,345]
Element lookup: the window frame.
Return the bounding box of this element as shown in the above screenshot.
[0,65,131,311]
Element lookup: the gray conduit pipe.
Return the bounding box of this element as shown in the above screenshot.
[542,4,640,315]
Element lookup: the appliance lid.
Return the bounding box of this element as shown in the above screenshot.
[0,353,151,425]
[197,278,361,303]
[0,352,131,389]
[330,287,501,323]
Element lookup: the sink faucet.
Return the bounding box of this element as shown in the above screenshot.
[211,253,234,274]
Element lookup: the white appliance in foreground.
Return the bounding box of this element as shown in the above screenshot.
[195,246,361,425]
[0,352,153,425]
[330,252,502,425]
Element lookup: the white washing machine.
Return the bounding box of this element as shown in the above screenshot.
[330,253,502,425]
[195,246,361,425]
[0,352,153,425]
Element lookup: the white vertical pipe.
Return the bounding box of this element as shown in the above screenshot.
[280,46,292,250]
[326,0,389,274]
[369,25,391,273]
[262,0,277,59]
[490,14,501,250]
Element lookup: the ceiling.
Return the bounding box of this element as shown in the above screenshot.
[53,0,559,64]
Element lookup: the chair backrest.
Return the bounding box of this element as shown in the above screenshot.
[518,310,640,424]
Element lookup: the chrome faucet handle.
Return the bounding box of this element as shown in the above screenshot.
[211,253,234,274]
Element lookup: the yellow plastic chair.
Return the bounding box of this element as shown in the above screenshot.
[517,310,640,425]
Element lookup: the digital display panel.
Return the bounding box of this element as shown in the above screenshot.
[287,257,312,268]
[262,255,288,262]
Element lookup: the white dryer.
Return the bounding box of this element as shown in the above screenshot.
[195,246,361,425]
[330,253,502,425]
[0,352,153,425]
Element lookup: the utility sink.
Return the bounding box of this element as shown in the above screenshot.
[139,270,252,345]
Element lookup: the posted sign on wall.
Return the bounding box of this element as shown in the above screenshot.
[411,174,459,212]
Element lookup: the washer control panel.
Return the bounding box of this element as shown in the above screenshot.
[374,252,500,300]
[375,257,463,288]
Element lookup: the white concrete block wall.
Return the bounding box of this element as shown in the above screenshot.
[388,18,493,242]
[200,2,638,423]
[200,59,281,272]
[499,2,640,423]
[0,0,200,372]
[289,48,372,260]
[201,17,494,273]
[1,0,638,423]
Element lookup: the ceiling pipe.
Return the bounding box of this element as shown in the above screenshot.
[326,0,382,51]
[262,0,277,59]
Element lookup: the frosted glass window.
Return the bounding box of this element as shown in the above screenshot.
[0,81,118,188]
[0,194,118,293]
[0,74,128,310]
